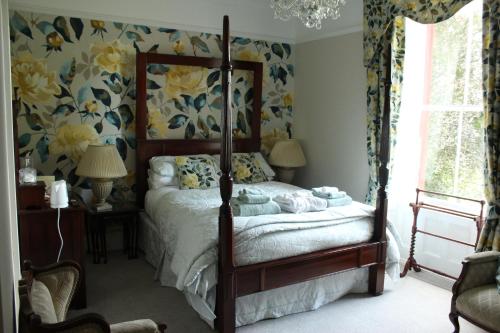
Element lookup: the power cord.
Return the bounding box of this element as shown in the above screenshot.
[56,208,64,262]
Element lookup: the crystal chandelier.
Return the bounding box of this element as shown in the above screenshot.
[270,0,346,29]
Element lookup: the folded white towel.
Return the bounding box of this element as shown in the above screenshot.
[273,191,327,213]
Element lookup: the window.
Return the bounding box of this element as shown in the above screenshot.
[418,0,484,200]
[388,0,484,278]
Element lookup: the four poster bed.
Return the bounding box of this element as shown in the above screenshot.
[135,16,395,333]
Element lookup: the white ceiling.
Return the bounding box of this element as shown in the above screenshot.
[8,0,363,44]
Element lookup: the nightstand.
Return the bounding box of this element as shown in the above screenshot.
[18,200,87,308]
[85,203,139,264]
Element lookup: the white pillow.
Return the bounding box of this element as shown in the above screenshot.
[149,156,176,177]
[213,152,275,180]
[147,169,178,189]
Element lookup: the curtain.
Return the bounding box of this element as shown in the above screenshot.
[476,0,500,252]
[364,0,474,205]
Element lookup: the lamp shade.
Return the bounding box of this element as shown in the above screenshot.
[76,144,127,178]
[268,139,306,168]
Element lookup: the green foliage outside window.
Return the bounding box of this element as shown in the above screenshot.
[423,2,484,201]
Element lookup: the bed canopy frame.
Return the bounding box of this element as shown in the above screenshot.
[136,16,391,333]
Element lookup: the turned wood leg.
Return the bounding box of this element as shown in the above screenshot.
[449,312,460,333]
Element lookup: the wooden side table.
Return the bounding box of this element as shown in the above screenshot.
[85,203,139,264]
[18,202,87,308]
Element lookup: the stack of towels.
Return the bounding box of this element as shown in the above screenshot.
[312,186,353,207]
[231,189,281,217]
[273,186,353,214]
[273,191,327,214]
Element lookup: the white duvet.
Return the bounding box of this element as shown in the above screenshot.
[145,181,401,327]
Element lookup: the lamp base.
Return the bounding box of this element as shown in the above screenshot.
[91,178,113,211]
[94,202,112,212]
[276,167,296,184]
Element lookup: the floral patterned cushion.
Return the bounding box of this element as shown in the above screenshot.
[176,156,221,190]
[232,153,268,184]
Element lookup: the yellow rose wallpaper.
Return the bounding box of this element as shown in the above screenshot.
[10,10,294,200]
[48,124,100,162]
[11,53,61,104]
[91,40,135,77]
[165,65,207,99]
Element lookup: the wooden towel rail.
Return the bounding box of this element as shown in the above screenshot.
[400,188,485,280]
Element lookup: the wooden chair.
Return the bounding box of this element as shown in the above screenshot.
[19,260,167,333]
[449,251,500,333]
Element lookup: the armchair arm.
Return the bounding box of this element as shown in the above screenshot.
[110,319,166,333]
[35,313,110,333]
[453,251,499,296]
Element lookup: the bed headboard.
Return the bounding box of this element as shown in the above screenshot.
[135,52,263,207]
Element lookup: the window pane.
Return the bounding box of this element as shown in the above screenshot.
[424,110,458,195]
[429,15,468,106]
[457,111,484,199]
[422,0,484,201]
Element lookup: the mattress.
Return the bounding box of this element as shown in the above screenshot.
[142,181,401,327]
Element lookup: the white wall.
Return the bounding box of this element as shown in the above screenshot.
[295,0,363,43]
[0,0,21,331]
[294,32,368,202]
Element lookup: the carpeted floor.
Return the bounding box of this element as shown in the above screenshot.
[70,252,487,333]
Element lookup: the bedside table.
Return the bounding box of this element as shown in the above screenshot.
[85,203,139,264]
[18,201,87,308]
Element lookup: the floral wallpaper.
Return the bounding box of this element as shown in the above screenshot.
[9,10,294,201]
[146,64,256,140]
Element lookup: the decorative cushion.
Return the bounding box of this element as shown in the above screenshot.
[35,266,78,322]
[30,279,58,324]
[254,152,276,180]
[456,284,500,331]
[213,152,275,180]
[232,153,268,184]
[176,156,221,189]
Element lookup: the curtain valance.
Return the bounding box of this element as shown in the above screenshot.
[364,0,474,68]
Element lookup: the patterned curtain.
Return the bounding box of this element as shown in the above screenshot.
[364,0,474,205]
[476,0,500,252]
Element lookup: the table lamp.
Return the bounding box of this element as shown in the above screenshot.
[76,144,127,211]
[268,139,306,183]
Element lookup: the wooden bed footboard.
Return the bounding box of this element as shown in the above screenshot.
[235,241,387,297]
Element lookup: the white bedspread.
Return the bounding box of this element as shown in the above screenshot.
[145,181,401,327]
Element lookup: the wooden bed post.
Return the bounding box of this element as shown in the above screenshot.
[215,15,236,333]
[369,34,392,296]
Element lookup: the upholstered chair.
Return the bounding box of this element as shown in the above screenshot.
[449,251,500,333]
[19,260,167,333]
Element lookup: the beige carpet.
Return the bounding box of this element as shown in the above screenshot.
[70,252,487,333]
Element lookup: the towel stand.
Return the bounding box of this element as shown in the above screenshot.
[400,188,485,280]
